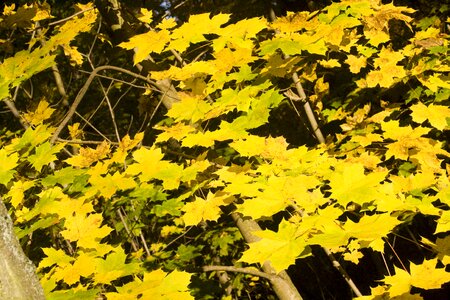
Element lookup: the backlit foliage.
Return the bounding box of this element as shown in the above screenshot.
[0,1,449,299]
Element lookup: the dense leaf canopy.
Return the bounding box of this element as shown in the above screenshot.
[0,1,449,299]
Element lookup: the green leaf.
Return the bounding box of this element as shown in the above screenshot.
[27,142,64,172]
[0,148,18,186]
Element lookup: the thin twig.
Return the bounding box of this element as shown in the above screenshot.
[96,77,121,142]
[203,265,278,282]
[323,248,363,297]
[50,65,157,144]
[47,8,95,27]
[116,208,139,252]
[74,111,112,142]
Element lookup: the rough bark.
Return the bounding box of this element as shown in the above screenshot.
[0,198,45,300]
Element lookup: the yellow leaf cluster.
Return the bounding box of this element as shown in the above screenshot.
[22,100,55,125]
[65,141,110,167]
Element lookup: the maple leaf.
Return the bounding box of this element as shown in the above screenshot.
[410,102,450,131]
[126,147,183,190]
[155,123,197,144]
[213,17,267,52]
[68,122,83,140]
[0,148,18,186]
[45,5,97,49]
[318,59,341,68]
[65,141,110,168]
[27,142,64,172]
[6,124,53,153]
[166,93,213,123]
[88,172,136,199]
[22,100,55,125]
[410,258,450,290]
[381,120,430,141]
[38,247,74,271]
[60,213,113,249]
[238,219,311,273]
[384,258,450,297]
[0,50,56,100]
[119,29,171,65]
[382,266,412,297]
[261,53,302,77]
[138,8,153,24]
[55,251,98,285]
[364,29,390,47]
[345,54,367,73]
[61,44,84,66]
[93,247,141,284]
[182,192,231,226]
[329,163,388,206]
[270,11,310,33]
[110,132,144,163]
[168,13,230,53]
[435,210,450,234]
[106,269,193,300]
[6,179,34,208]
[344,214,401,251]
[180,131,217,148]
[42,190,94,221]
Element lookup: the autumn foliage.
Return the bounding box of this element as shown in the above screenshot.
[0,1,449,299]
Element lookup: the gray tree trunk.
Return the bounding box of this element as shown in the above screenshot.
[0,198,45,300]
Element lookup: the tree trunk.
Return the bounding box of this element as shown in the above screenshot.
[0,198,45,299]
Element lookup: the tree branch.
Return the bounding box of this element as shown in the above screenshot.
[50,65,158,144]
[203,265,278,282]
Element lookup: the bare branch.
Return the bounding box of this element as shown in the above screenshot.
[203,265,278,282]
[50,65,157,144]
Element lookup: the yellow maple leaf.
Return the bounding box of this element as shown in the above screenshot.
[382,266,412,297]
[318,59,341,68]
[329,163,388,206]
[138,8,153,24]
[411,102,450,131]
[106,269,193,300]
[270,11,310,33]
[167,93,213,123]
[119,29,171,65]
[61,213,112,249]
[38,247,73,271]
[238,219,311,273]
[68,122,83,140]
[110,132,144,163]
[22,100,55,125]
[418,74,450,93]
[168,13,230,53]
[344,214,401,251]
[61,44,84,66]
[374,47,405,69]
[213,17,267,52]
[57,251,98,285]
[126,147,183,190]
[93,248,140,284]
[65,141,110,167]
[410,258,450,290]
[364,29,390,46]
[6,179,35,208]
[88,171,136,199]
[182,192,231,226]
[435,210,450,234]
[381,120,429,140]
[345,54,367,73]
[213,46,256,75]
[155,123,197,143]
[343,249,364,264]
[0,149,19,186]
